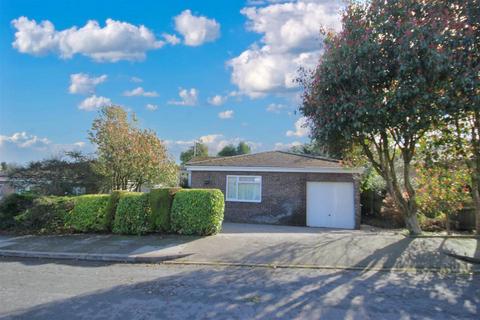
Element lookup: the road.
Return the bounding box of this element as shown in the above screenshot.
[0,257,478,320]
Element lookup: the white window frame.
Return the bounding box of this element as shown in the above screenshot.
[226,175,262,203]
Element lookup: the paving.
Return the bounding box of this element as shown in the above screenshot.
[0,223,478,272]
[0,257,478,320]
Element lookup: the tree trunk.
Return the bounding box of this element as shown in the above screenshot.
[404,211,422,235]
[473,180,480,235]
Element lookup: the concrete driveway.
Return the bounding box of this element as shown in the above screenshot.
[0,223,478,272]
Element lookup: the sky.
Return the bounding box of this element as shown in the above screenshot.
[0,0,343,163]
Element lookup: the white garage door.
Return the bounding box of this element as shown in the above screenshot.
[306,181,355,229]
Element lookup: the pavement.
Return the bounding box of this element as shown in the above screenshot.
[0,223,478,272]
[0,257,478,319]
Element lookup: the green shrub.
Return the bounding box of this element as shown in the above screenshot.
[15,196,74,233]
[104,191,126,231]
[149,188,181,232]
[171,189,224,235]
[65,195,110,232]
[0,193,37,230]
[112,192,153,235]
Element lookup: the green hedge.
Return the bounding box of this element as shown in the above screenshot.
[14,196,74,233]
[149,188,181,232]
[104,191,127,231]
[0,193,37,230]
[65,195,110,232]
[112,192,153,235]
[171,189,224,235]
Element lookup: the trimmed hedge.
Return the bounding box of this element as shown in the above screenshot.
[112,192,153,235]
[0,193,37,230]
[104,191,126,231]
[171,189,224,235]
[149,188,181,232]
[65,195,110,232]
[14,196,74,233]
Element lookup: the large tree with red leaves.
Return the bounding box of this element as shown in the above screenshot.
[301,0,455,234]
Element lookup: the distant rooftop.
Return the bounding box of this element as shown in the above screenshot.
[186,151,342,168]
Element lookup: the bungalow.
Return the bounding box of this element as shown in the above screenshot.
[185,151,363,229]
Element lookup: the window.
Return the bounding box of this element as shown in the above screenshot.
[226,175,262,203]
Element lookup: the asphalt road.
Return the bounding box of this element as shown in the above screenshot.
[0,257,478,320]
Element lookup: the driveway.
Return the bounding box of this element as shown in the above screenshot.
[0,223,478,272]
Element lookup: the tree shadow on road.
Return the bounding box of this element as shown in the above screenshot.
[2,237,478,320]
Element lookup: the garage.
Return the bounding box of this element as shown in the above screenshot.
[306,181,355,229]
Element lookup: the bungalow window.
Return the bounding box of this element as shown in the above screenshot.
[226,175,262,203]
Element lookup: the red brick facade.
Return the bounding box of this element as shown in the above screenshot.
[190,170,361,228]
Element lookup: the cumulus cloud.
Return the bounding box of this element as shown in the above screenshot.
[218,110,234,119]
[0,132,50,150]
[11,16,165,62]
[274,141,302,150]
[286,116,310,137]
[163,33,181,45]
[208,94,227,106]
[174,10,220,46]
[228,1,342,97]
[69,73,107,94]
[168,88,199,106]
[0,132,89,163]
[131,76,143,83]
[146,104,158,111]
[266,103,288,113]
[123,87,159,97]
[165,133,261,160]
[78,95,112,111]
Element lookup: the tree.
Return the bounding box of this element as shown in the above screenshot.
[217,142,251,157]
[218,144,237,157]
[438,0,480,233]
[180,142,209,164]
[7,151,105,195]
[300,0,450,234]
[236,142,251,155]
[89,106,177,191]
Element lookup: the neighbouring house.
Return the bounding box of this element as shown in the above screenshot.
[185,151,363,229]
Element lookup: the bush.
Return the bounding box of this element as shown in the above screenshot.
[149,188,181,232]
[65,195,110,232]
[171,189,224,235]
[0,193,37,230]
[104,191,126,231]
[14,196,74,233]
[113,192,153,235]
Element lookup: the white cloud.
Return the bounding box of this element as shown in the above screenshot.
[131,76,143,83]
[123,87,159,97]
[174,10,220,46]
[168,88,199,106]
[163,33,181,45]
[266,103,287,113]
[11,16,165,62]
[286,116,310,137]
[69,73,107,94]
[165,133,262,160]
[208,94,227,106]
[0,132,90,163]
[146,104,158,111]
[0,132,50,149]
[218,110,234,119]
[78,95,112,111]
[228,1,342,97]
[274,141,302,150]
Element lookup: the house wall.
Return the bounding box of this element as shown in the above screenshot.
[190,170,361,228]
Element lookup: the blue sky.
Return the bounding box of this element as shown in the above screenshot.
[0,0,342,163]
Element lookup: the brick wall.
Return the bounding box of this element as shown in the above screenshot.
[190,170,361,228]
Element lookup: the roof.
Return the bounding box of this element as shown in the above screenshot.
[186,151,343,169]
